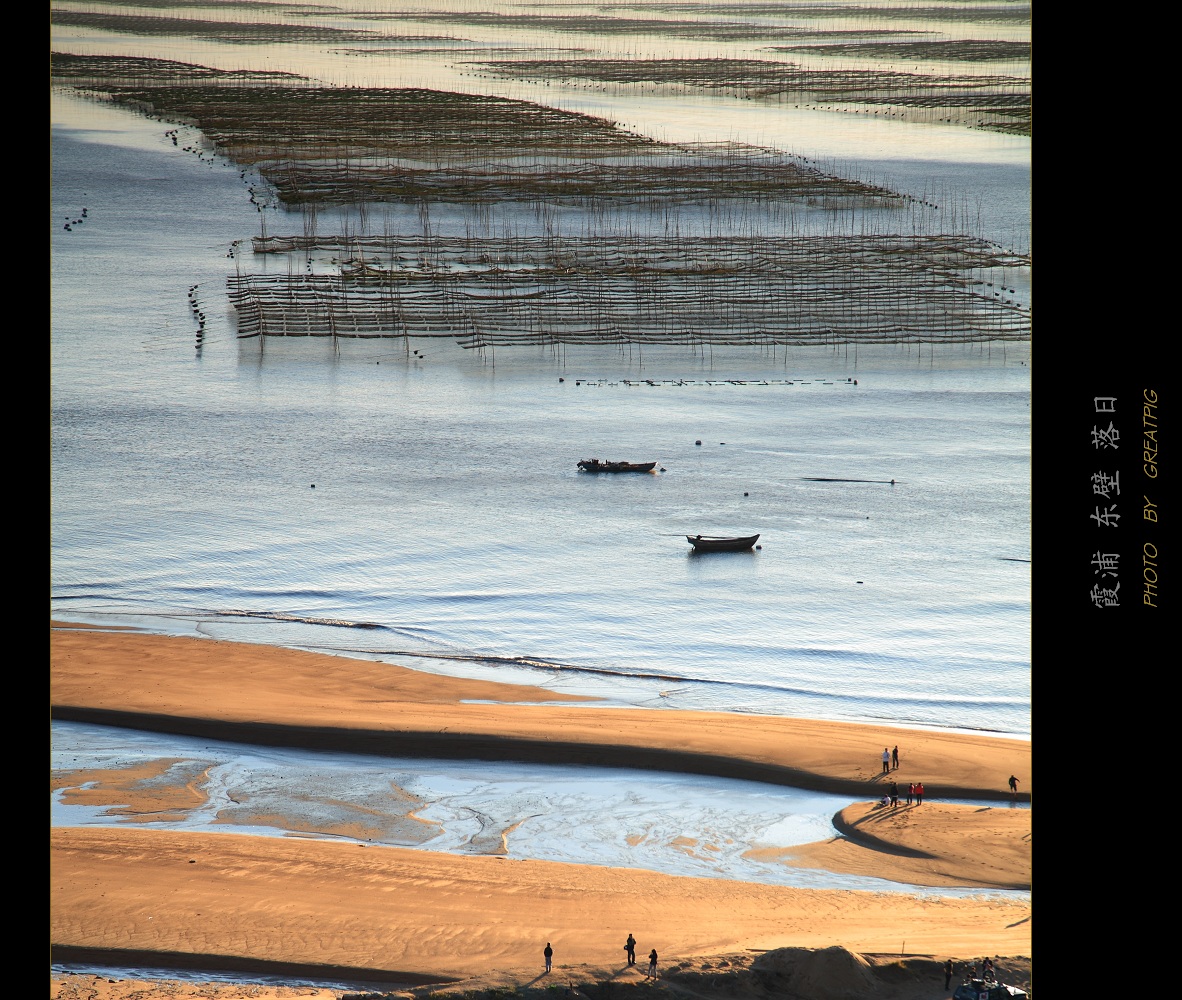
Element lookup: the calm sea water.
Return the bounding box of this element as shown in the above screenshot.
[50,90,1030,739]
[51,0,1031,745]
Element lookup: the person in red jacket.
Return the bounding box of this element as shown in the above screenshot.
[915,781,925,804]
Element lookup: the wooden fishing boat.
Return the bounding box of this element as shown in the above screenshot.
[577,459,657,473]
[686,533,760,552]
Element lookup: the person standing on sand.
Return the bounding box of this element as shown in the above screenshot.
[891,745,899,769]
[944,959,954,989]
[625,934,636,966]
[648,949,658,979]
[915,781,924,804]
[881,748,890,774]
[906,782,914,806]
[1009,775,1019,797]
[889,780,898,807]
[544,942,553,973]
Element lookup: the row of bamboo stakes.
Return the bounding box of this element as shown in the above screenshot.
[229,232,1029,348]
[49,55,1030,353]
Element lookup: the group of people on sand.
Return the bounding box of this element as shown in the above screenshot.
[877,745,1025,810]
[881,777,924,808]
[881,749,1023,804]
[544,935,658,979]
[621,933,657,977]
[944,956,999,988]
[966,956,998,982]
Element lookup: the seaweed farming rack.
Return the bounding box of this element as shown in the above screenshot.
[230,232,1030,349]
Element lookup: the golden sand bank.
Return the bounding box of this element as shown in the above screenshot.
[51,623,1031,999]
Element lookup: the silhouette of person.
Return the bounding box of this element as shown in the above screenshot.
[1009,775,1019,797]
[891,745,899,769]
[648,949,658,979]
[889,780,898,807]
[544,942,553,973]
[944,959,954,989]
[625,934,636,966]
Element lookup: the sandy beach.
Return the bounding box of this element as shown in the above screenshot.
[51,623,1032,999]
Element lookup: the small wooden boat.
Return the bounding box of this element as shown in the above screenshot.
[686,533,760,552]
[577,459,657,473]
